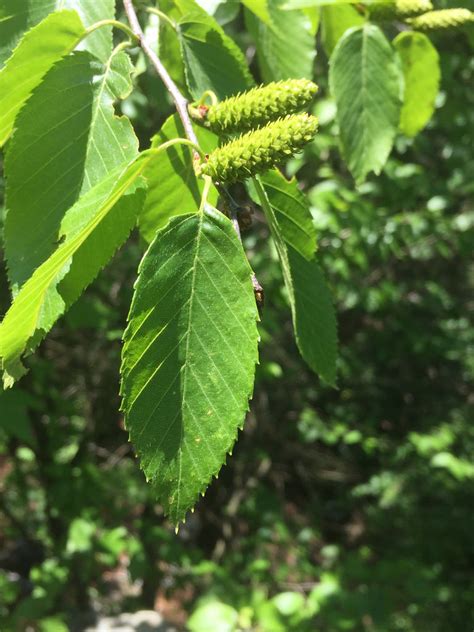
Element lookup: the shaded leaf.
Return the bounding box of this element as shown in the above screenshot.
[246,0,316,82]
[4,48,138,291]
[63,0,115,63]
[329,25,403,182]
[260,170,316,260]
[253,176,337,385]
[120,206,259,523]
[0,10,85,147]
[241,0,273,25]
[321,4,365,57]
[177,9,253,99]
[394,31,440,137]
[0,389,36,446]
[138,115,218,243]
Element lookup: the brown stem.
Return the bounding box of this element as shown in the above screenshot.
[122,0,198,146]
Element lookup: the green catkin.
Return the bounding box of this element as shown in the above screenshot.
[408,8,474,30]
[198,113,318,183]
[369,0,432,21]
[195,80,318,135]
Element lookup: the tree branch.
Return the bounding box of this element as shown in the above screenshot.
[122,0,198,146]
[122,0,263,306]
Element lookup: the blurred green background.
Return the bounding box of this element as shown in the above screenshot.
[1,1,473,630]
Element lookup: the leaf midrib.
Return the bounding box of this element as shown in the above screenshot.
[176,211,205,518]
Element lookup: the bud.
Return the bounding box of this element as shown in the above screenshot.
[370,0,432,20]
[408,8,473,30]
[197,114,318,183]
[195,80,318,135]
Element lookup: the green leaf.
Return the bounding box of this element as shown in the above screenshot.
[329,25,403,183]
[0,1,115,68]
[0,388,36,446]
[120,206,259,523]
[4,48,138,291]
[0,10,86,148]
[188,601,239,632]
[158,3,187,91]
[321,5,365,57]
[0,0,54,68]
[63,0,116,63]
[253,177,337,385]
[138,115,218,243]
[241,0,273,25]
[260,171,316,260]
[0,153,155,386]
[246,0,317,82]
[177,10,253,99]
[393,31,440,138]
[283,0,382,6]
[272,592,306,616]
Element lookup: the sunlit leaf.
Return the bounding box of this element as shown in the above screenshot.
[329,25,403,182]
[4,48,138,291]
[0,153,155,385]
[394,31,440,137]
[0,10,85,147]
[321,4,365,57]
[241,0,273,25]
[121,206,259,523]
[0,1,116,68]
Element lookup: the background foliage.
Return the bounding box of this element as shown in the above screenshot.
[0,0,473,630]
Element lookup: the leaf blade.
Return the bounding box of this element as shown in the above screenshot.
[253,176,337,385]
[178,10,254,99]
[321,4,365,57]
[4,47,138,291]
[329,24,403,183]
[0,153,156,385]
[121,206,259,523]
[241,0,273,25]
[260,170,316,261]
[246,0,317,82]
[0,0,116,68]
[0,10,85,148]
[393,31,440,138]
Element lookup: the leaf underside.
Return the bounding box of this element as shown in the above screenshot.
[246,0,316,82]
[329,24,402,183]
[394,31,440,138]
[121,207,260,523]
[178,10,254,99]
[261,170,317,261]
[4,48,138,291]
[254,175,337,385]
[321,4,366,57]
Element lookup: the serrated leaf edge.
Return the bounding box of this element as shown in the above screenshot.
[120,209,260,525]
